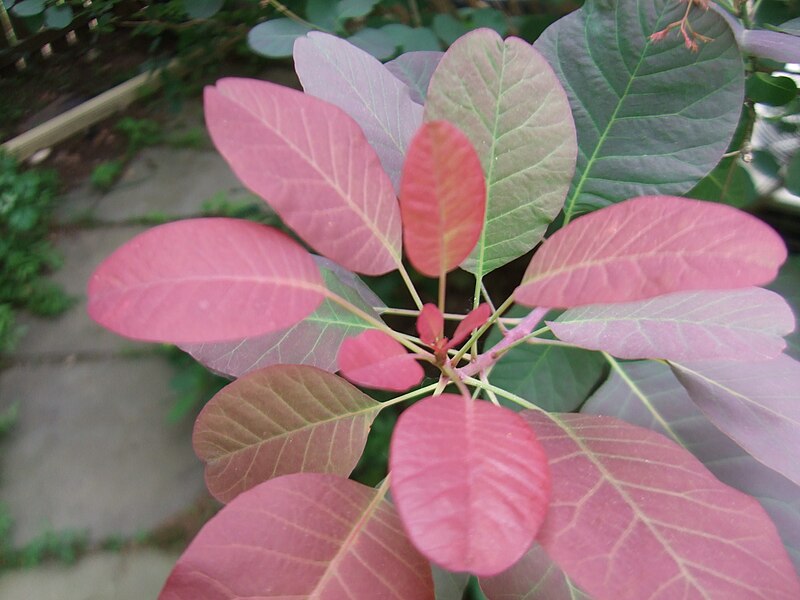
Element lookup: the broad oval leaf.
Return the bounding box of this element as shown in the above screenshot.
[193,365,380,503]
[183,0,223,19]
[160,473,434,599]
[523,411,800,599]
[582,360,800,571]
[181,257,384,378]
[386,51,443,104]
[294,32,423,189]
[480,543,591,600]
[247,18,311,58]
[515,196,787,308]
[87,218,324,344]
[671,355,800,487]
[338,329,424,391]
[400,121,486,278]
[767,256,800,360]
[550,287,795,361]
[205,78,401,275]
[390,394,550,576]
[425,28,577,277]
[487,334,608,413]
[535,0,744,222]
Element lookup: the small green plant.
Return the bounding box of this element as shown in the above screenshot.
[0,154,71,354]
[90,160,124,192]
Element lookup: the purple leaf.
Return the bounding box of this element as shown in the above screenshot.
[448,303,491,349]
[181,257,384,378]
[193,365,380,503]
[416,303,444,346]
[549,287,794,361]
[480,543,590,600]
[87,218,324,344]
[672,355,800,486]
[385,51,443,104]
[523,411,800,599]
[293,32,423,190]
[204,78,402,275]
[582,360,800,571]
[515,196,787,308]
[390,395,551,576]
[711,5,800,63]
[338,329,424,391]
[160,474,434,599]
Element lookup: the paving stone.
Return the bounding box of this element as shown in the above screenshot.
[91,147,256,223]
[0,549,179,600]
[14,226,152,358]
[53,183,104,225]
[0,359,205,545]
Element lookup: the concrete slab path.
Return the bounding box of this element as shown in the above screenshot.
[0,97,266,595]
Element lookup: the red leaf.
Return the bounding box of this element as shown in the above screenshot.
[159,474,434,599]
[87,218,324,344]
[193,365,380,503]
[448,303,491,349]
[400,120,486,277]
[390,395,550,576]
[417,303,444,346]
[338,329,424,391]
[523,412,800,599]
[515,196,787,308]
[205,78,402,275]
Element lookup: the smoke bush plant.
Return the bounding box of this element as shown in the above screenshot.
[87,0,800,597]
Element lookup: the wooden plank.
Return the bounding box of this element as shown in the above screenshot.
[1,60,180,160]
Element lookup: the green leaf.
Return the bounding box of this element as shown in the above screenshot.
[307,0,339,32]
[425,29,577,277]
[11,0,43,17]
[381,24,440,52]
[432,14,469,45]
[184,0,224,20]
[486,320,607,412]
[470,8,507,36]
[786,150,800,196]
[337,0,379,20]
[346,27,396,60]
[43,4,72,29]
[247,19,312,58]
[688,156,756,208]
[746,73,798,106]
[535,0,745,223]
[2,0,16,10]
[777,17,800,35]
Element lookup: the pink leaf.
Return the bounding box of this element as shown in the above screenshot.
[180,257,384,378]
[448,303,492,349]
[400,120,487,278]
[582,360,800,570]
[338,329,424,391]
[87,218,324,344]
[672,355,800,487]
[193,365,380,503]
[204,78,402,275]
[480,543,590,600]
[523,411,800,599]
[294,32,424,190]
[390,395,550,576]
[159,474,434,599]
[417,303,444,346]
[515,196,787,308]
[549,287,794,361]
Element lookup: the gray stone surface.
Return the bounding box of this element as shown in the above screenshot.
[14,227,151,358]
[90,147,254,223]
[0,359,205,545]
[0,550,179,600]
